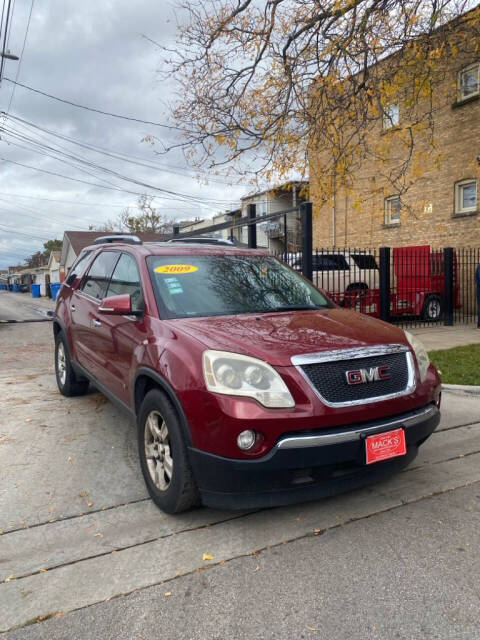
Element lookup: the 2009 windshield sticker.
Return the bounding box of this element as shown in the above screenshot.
[155,264,198,274]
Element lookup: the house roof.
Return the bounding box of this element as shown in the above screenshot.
[47,250,62,270]
[61,230,167,264]
[241,180,309,201]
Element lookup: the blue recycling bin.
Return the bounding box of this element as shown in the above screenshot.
[50,282,61,301]
[31,284,41,298]
[13,283,19,292]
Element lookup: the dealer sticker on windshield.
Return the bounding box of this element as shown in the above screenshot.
[155,264,198,274]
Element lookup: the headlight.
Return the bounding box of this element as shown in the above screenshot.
[202,350,295,408]
[404,331,430,382]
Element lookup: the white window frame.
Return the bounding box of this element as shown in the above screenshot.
[457,63,480,101]
[382,104,399,130]
[455,179,477,215]
[384,195,401,225]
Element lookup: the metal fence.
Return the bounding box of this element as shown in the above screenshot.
[170,204,479,328]
[278,246,480,329]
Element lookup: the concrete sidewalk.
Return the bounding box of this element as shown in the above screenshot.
[410,323,480,350]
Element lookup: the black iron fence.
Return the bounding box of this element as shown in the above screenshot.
[170,203,479,328]
[279,246,480,328]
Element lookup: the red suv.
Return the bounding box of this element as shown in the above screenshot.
[53,236,441,513]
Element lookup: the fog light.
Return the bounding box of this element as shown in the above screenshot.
[237,429,256,450]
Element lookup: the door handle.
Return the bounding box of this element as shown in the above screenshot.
[70,304,76,311]
[92,319,102,327]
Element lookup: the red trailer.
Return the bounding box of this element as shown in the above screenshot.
[335,245,459,321]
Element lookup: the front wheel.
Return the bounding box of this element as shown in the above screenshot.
[55,333,89,397]
[421,294,443,322]
[137,389,199,514]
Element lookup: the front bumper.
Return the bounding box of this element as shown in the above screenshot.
[188,403,440,509]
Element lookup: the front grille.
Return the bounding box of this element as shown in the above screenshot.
[300,351,410,405]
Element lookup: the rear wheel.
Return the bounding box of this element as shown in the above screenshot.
[421,294,443,322]
[138,389,199,514]
[55,333,89,397]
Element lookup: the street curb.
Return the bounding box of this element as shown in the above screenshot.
[442,383,480,394]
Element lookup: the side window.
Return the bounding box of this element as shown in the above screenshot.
[65,251,92,285]
[81,252,119,300]
[106,253,143,312]
[324,255,349,270]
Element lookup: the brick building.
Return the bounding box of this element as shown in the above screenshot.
[310,10,480,249]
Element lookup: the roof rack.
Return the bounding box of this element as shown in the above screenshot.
[92,235,142,245]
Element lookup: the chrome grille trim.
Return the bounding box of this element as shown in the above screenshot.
[276,404,437,450]
[291,344,409,366]
[292,344,417,408]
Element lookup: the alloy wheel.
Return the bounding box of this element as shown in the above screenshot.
[144,410,173,491]
[57,342,67,385]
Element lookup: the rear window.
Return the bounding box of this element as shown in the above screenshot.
[148,254,330,319]
[350,254,379,269]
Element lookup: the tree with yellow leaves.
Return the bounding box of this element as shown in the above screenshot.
[161,0,480,202]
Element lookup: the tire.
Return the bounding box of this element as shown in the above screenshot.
[421,294,443,322]
[137,389,199,514]
[55,332,89,397]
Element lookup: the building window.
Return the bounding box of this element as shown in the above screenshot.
[384,195,401,225]
[255,201,267,217]
[458,63,479,101]
[383,104,399,130]
[455,179,477,214]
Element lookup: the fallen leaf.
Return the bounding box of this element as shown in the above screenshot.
[314,528,321,536]
[253,565,260,572]
[39,568,47,573]
[5,575,15,582]
[202,553,213,561]
[306,626,318,632]
[87,502,94,508]
[164,592,172,597]
[94,533,104,538]
[79,490,89,498]
[25,418,32,423]
[67,456,73,462]
[49,507,56,514]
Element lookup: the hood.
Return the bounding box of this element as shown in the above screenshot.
[168,308,408,367]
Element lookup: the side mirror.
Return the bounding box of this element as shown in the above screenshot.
[98,293,141,316]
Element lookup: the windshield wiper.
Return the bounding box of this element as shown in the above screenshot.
[268,304,324,312]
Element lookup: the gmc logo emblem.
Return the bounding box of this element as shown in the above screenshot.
[345,365,391,385]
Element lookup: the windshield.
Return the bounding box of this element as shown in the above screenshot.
[147,254,331,319]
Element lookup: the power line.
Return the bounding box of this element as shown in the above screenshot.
[0,190,136,208]
[0,222,51,241]
[3,77,185,130]
[5,0,35,117]
[0,154,237,207]
[5,112,251,187]
[1,117,238,205]
[0,125,239,206]
[0,0,13,81]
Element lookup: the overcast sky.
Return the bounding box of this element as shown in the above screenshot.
[0,0,253,268]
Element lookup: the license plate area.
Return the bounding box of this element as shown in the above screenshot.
[365,428,406,465]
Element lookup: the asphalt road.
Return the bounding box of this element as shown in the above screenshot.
[1,322,480,638]
[0,290,55,322]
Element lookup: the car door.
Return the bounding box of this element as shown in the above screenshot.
[70,250,120,376]
[88,252,146,404]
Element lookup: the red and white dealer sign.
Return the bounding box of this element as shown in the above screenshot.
[365,428,407,465]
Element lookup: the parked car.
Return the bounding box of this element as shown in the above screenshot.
[292,251,379,293]
[53,236,441,514]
